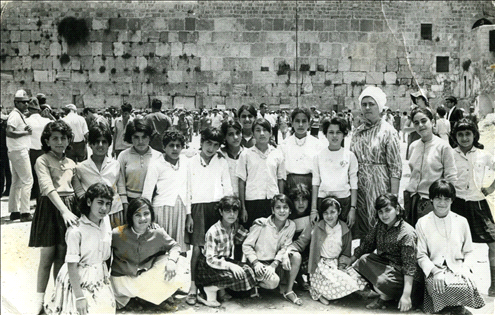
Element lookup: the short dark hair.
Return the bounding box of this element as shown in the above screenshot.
[452,118,483,149]
[83,108,94,115]
[322,117,349,136]
[290,107,312,122]
[318,197,342,219]
[445,96,457,105]
[121,102,132,113]
[79,183,114,217]
[238,104,257,118]
[124,118,153,143]
[410,106,434,122]
[201,126,224,144]
[271,194,293,211]
[88,121,112,145]
[162,129,186,148]
[436,106,447,117]
[374,193,405,220]
[252,117,272,133]
[429,179,456,201]
[217,196,241,214]
[151,99,162,110]
[126,197,155,229]
[41,120,74,152]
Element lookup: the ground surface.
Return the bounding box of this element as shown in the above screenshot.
[2,126,494,315]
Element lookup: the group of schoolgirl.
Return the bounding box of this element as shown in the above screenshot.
[26,104,494,314]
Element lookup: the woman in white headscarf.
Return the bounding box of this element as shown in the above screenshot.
[350,86,402,239]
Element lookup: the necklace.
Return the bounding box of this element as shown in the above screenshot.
[433,213,451,239]
[294,135,307,147]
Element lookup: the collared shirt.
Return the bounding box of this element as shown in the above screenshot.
[73,156,127,215]
[144,112,172,152]
[113,116,133,151]
[189,153,233,204]
[65,214,112,265]
[203,220,236,270]
[242,215,295,263]
[35,151,76,196]
[320,222,343,259]
[236,145,286,200]
[313,147,358,198]
[354,219,418,278]
[453,147,495,201]
[25,113,51,150]
[142,154,191,213]
[279,134,325,175]
[62,112,88,142]
[118,146,162,198]
[6,107,30,150]
[416,212,473,277]
[111,224,181,277]
[406,136,457,198]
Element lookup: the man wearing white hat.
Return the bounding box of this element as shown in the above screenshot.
[5,90,34,221]
[62,103,89,162]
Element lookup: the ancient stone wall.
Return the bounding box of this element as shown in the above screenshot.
[1,0,493,112]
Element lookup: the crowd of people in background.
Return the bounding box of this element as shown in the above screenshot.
[0,86,492,315]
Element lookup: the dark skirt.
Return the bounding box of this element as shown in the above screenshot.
[285,173,312,196]
[406,131,420,160]
[353,253,423,305]
[195,254,256,291]
[451,198,495,243]
[186,202,219,246]
[243,199,272,230]
[403,191,434,227]
[29,194,77,247]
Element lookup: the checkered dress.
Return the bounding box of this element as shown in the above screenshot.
[195,221,256,291]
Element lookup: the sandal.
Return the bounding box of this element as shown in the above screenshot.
[366,298,387,310]
[185,294,197,305]
[250,286,260,298]
[283,291,303,306]
[319,296,330,305]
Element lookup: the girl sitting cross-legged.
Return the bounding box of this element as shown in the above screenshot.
[195,196,257,307]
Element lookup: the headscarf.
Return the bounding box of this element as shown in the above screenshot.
[358,86,387,113]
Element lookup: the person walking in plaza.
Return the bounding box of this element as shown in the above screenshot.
[113,103,133,158]
[404,107,457,226]
[62,104,89,163]
[0,102,12,197]
[29,120,79,314]
[350,86,402,239]
[26,97,52,201]
[450,118,495,297]
[6,89,34,221]
[144,98,172,153]
[435,106,451,142]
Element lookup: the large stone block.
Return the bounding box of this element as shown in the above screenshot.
[93,19,108,30]
[113,42,124,56]
[71,70,87,82]
[154,18,168,31]
[10,30,20,42]
[170,42,182,56]
[366,72,384,85]
[89,70,109,82]
[343,72,366,84]
[253,71,277,84]
[18,42,29,56]
[155,43,170,57]
[326,71,343,84]
[20,30,31,42]
[136,56,147,70]
[384,72,397,85]
[33,70,54,82]
[338,58,351,72]
[245,18,262,31]
[109,18,127,30]
[168,70,183,83]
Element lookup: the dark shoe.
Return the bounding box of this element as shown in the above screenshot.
[185,294,197,305]
[21,213,33,222]
[10,212,21,221]
[449,306,472,315]
[366,298,387,310]
[488,285,495,297]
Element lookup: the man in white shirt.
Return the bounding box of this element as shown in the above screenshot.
[26,97,52,200]
[62,104,89,162]
[6,90,33,221]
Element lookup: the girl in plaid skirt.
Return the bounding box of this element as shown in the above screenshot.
[195,196,256,307]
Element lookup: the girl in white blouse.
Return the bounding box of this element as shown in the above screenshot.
[141,130,192,253]
[416,179,485,315]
